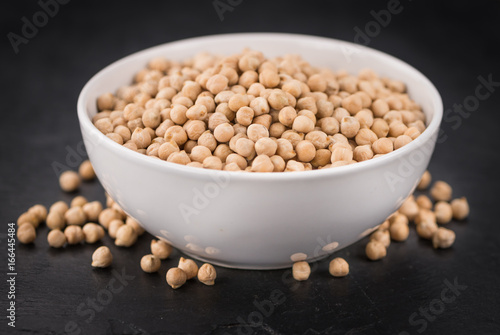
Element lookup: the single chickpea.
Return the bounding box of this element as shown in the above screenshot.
[190,145,212,163]
[17,211,38,227]
[98,208,121,229]
[141,254,161,273]
[50,201,69,215]
[268,90,289,110]
[27,204,47,224]
[292,115,315,133]
[329,257,349,277]
[46,211,65,230]
[82,201,103,222]
[417,170,432,190]
[276,139,296,161]
[399,196,419,221]
[226,153,248,170]
[235,138,255,158]
[331,147,353,163]
[250,97,270,116]
[372,138,393,154]
[370,229,391,248]
[416,195,433,210]
[340,117,360,138]
[64,207,87,226]
[251,155,274,172]
[228,93,249,112]
[352,145,373,162]
[95,118,114,134]
[126,217,145,236]
[214,123,235,143]
[292,261,311,281]
[167,151,191,165]
[17,223,36,244]
[59,171,80,192]
[247,124,269,142]
[451,197,469,220]
[64,225,84,245]
[151,239,172,259]
[203,156,223,170]
[166,267,187,289]
[255,138,277,156]
[389,221,409,241]
[365,240,387,261]
[432,227,456,249]
[115,225,138,247]
[430,181,453,202]
[434,201,453,224]
[71,195,88,208]
[415,209,437,225]
[341,94,363,114]
[198,263,217,285]
[282,80,302,98]
[371,118,389,138]
[158,140,180,160]
[47,229,66,248]
[82,223,105,244]
[259,69,280,88]
[295,140,316,162]
[131,128,152,149]
[416,220,438,240]
[319,117,340,135]
[278,106,297,127]
[178,257,199,280]
[354,128,377,146]
[97,92,115,111]
[108,219,124,239]
[92,246,113,268]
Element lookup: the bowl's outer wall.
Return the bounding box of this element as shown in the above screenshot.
[79,34,441,269]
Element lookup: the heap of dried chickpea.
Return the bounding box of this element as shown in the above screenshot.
[17,158,469,284]
[92,49,427,172]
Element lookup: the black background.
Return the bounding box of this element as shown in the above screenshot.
[1,0,500,334]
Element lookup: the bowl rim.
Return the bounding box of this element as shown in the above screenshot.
[77,32,443,181]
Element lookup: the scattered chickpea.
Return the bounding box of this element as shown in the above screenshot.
[389,221,410,241]
[178,257,199,280]
[79,160,96,181]
[82,223,105,244]
[292,261,311,281]
[47,229,67,248]
[430,181,452,201]
[59,171,80,192]
[46,211,65,230]
[126,217,145,236]
[64,225,85,245]
[166,267,187,289]
[416,220,438,240]
[82,201,103,222]
[28,204,47,223]
[434,201,453,224]
[98,208,121,229]
[108,219,124,239]
[64,207,87,226]
[115,225,138,247]
[416,195,433,210]
[451,197,469,220]
[140,254,161,273]
[365,240,387,261]
[92,246,113,268]
[17,223,36,244]
[50,201,69,215]
[151,239,173,259]
[417,170,432,190]
[198,263,217,285]
[17,211,39,228]
[329,258,349,277]
[70,196,88,208]
[399,196,419,221]
[432,227,456,249]
[370,230,391,248]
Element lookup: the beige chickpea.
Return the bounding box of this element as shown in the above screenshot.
[27,204,47,223]
[164,126,188,146]
[270,155,286,172]
[353,145,373,162]
[64,225,84,245]
[228,93,250,112]
[394,135,412,149]
[282,79,302,98]
[297,97,317,114]
[186,104,207,121]
[115,225,137,247]
[98,208,121,229]
[416,195,433,210]
[166,267,187,289]
[124,217,144,236]
[82,201,103,222]
[329,257,349,277]
[17,211,38,228]
[371,118,389,138]
[278,106,297,127]
[47,229,66,248]
[365,240,387,261]
[251,155,274,172]
[190,145,212,163]
[340,117,360,138]
[434,201,453,224]
[341,94,363,114]
[142,108,161,128]
[131,128,152,149]
[417,170,432,190]
[97,92,115,111]
[430,181,452,202]
[178,257,199,280]
[451,197,469,220]
[158,140,180,160]
[198,263,217,285]
[295,140,316,162]
[108,219,124,239]
[226,153,248,170]
[213,123,235,143]
[247,124,269,142]
[46,211,65,230]
[416,220,438,240]
[331,147,353,163]
[70,195,88,208]
[78,160,96,181]
[92,246,113,268]
[355,128,377,146]
[95,118,114,134]
[320,117,340,135]
[141,254,161,273]
[292,261,311,281]
[59,171,80,192]
[64,207,87,226]
[285,160,305,172]
[259,69,280,88]
[83,223,105,244]
[268,90,289,110]
[203,156,223,170]
[151,239,172,259]
[399,197,419,221]
[432,227,455,249]
[255,137,277,156]
[415,209,437,225]
[389,221,409,241]
[372,138,393,154]
[235,106,254,126]
[235,138,255,158]
[370,229,391,248]
[292,115,315,133]
[250,97,270,116]
[184,120,206,141]
[17,223,36,244]
[276,139,296,160]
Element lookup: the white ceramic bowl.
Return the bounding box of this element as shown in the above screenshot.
[78,33,442,269]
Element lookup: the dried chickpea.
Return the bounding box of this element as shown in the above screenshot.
[64,225,84,245]
[435,201,453,224]
[389,221,409,241]
[399,197,419,221]
[340,117,360,138]
[430,181,452,201]
[82,201,103,222]
[432,227,455,249]
[365,240,387,261]
[17,211,38,227]
[126,217,145,236]
[417,170,432,190]
[92,246,113,268]
[255,137,277,156]
[46,211,65,230]
[71,196,88,208]
[198,263,217,285]
[50,201,69,215]
[416,195,433,210]
[329,257,349,277]
[108,219,124,239]
[166,267,187,289]
[141,254,161,273]
[131,128,152,149]
[203,156,223,170]
[27,204,47,224]
[268,90,289,110]
[98,208,121,229]
[17,223,36,244]
[115,225,137,247]
[370,230,391,248]
[59,171,80,192]
[372,138,393,154]
[451,197,469,220]
[292,115,315,133]
[416,220,438,240]
[292,261,311,281]
[151,239,172,259]
[178,257,199,280]
[251,155,274,172]
[214,122,234,142]
[64,207,87,226]
[47,229,66,248]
